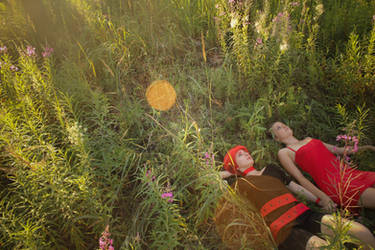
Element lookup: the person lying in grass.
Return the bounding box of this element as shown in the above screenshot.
[270,121,375,214]
[215,145,375,250]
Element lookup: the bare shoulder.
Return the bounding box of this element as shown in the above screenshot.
[278,148,290,157]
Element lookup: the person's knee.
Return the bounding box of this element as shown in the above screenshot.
[305,235,328,250]
[358,187,375,208]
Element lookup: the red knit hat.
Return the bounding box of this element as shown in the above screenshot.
[223,145,250,175]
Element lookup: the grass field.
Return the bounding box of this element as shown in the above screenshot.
[1,0,375,249]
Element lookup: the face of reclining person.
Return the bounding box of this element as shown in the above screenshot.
[271,122,293,141]
[235,149,254,171]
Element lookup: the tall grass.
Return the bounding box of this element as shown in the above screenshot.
[1,0,375,248]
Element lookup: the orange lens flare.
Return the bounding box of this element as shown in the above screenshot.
[146,80,176,111]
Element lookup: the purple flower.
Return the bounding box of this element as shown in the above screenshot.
[336,134,348,141]
[0,46,7,53]
[161,192,173,198]
[26,45,36,57]
[215,4,220,9]
[99,225,114,250]
[161,192,173,202]
[204,152,210,159]
[99,238,106,248]
[42,46,54,58]
[256,38,263,45]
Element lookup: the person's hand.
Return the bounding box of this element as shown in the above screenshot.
[319,197,337,213]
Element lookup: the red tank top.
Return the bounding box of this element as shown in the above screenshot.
[288,139,375,211]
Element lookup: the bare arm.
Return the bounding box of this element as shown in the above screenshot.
[323,142,375,155]
[278,149,336,212]
[219,170,233,179]
[287,181,317,202]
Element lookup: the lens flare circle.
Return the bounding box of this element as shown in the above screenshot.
[146,80,176,111]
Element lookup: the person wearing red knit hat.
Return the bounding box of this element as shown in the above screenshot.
[214,145,375,250]
[222,145,255,176]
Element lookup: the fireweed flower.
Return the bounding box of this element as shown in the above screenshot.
[161,192,173,202]
[336,134,359,153]
[42,47,54,58]
[204,152,211,166]
[204,152,210,159]
[256,38,263,45]
[99,225,114,250]
[26,45,36,57]
[204,152,215,166]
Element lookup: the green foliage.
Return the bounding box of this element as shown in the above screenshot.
[1,0,375,249]
[0,49,107,249]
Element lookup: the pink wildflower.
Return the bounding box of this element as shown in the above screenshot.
[256,38,263,45]
[42,46,54,58]
[161,192,173,202]
[204,152,215,166]
[161,192,173,198]
[204,152,210,159]
[99,225,114,250]
[228,0,235,3]
[373,15,375,22]
[336,134,359,153]
[26,45,36,57]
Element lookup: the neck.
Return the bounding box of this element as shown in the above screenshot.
[241,166,255,176]
[281,136,299,146]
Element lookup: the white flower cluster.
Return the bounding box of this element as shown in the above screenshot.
[67,122,87,146]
